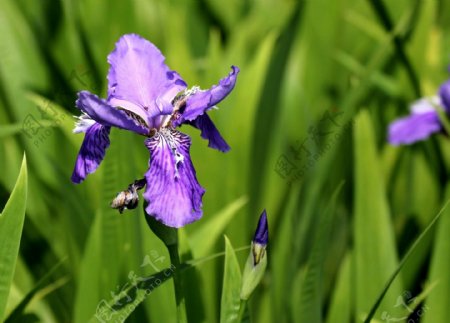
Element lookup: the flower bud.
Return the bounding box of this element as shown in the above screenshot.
[240,210,268,300]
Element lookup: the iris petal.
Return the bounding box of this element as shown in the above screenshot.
[76,91,148,135]
[410,96,441,114]
[388,110,441,145]
[439,80,450,113]
[71,123,110,183]
[190,114,230,152]
[143,129,205,227]
[174,66,239,125]
[107,34,187,127]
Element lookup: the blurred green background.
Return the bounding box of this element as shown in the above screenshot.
[1,0,450,322]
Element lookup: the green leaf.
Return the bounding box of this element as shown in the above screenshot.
[74,130,134,323]
[190,196,247,257]
[292,182,344,323]
[220,236,242,323]
[87,267,176,323]
[366,0,421,97]
[422,185,450,323]
[0,124,25,139]
[325,253,352,323]
[0,155,27,321]
[4,259,67,323]
[249,2,304,208]
[73,213,102,323]
[364,198,450,323]
[353,110,402,321]
[271,186,300,323]
[25,93,79,147]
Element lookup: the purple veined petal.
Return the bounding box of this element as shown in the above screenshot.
[176,66,239,124]
[388,110,442,145]
[71,123,111,183]
[77,91,148,135]
[107,97,156,129]
[189,114,230,152]
[107,34,187,126]
[143,129,205,227]
[439,80,450,113]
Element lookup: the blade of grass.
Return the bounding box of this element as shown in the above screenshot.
[364,198,450,323]
[0,155,27,321]
[0,124,26,139]
[354,110,403,321]
[366,0,422,97]
[325,253,352,323]
[4,259,67,323]
[220,236,242,323]
[189,196,248,257]
[87,267,176,323]
[292,182,344,323]
[87,245,250,323]
[420,185,450,323]
[249,1,304,209]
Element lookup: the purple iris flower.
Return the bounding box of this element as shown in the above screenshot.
[71,34,239,227]
[388,80,450,145]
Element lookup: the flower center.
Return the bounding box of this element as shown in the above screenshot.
[160,86,201,130]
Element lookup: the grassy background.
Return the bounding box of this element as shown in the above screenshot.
[1,0,450,322]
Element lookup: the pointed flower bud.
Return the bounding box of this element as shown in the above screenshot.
[240,209,268,300]
[252,209,268,264]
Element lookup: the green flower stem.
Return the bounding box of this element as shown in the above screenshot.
[167,242,188,323]
[144,213,188,323]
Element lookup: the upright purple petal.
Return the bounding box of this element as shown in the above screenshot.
[190,114,230,152]
[439,80,450,113]
[388,110,441,145]
[77,91,148,135]
[175,66,239,125]
[107,34,187,127]
[143,129,205,227]
[72,123,110,183]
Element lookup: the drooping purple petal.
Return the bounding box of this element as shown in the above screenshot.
[71,123,111,183]
[439,80,450,113]
[107,34,187,127]
[388,109,441,145]
[174,66,239,125]
[76,91,148,135]
[143,129,205,227]
[189,114,230,152]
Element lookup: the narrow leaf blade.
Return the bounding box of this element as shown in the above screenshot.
[353,111,402,321]
[220,236,242,323]
[0,155,28,320]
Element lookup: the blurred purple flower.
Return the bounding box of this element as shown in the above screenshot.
[71,34,239,227]
[388,80,450,145]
